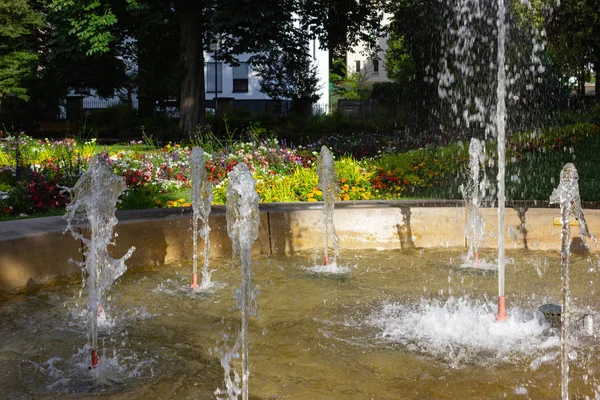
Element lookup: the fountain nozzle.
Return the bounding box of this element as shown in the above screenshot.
[191,273,200,289]
[496,296,509,321]
[324,256,328,266]
[474,252,479,267]
[91,349,98,368]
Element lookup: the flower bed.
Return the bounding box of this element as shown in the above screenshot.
[0,123,598,218]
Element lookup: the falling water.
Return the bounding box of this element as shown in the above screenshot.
[461,138,487,266]
[190,147,214,289]
[495,0,508,321]
[221,163,260,400]
[317,146,340,266]
[549,163,596,400]
[63,154,135,368]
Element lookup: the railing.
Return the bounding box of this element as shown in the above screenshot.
[83,98,139,110]
[337,98,406,118]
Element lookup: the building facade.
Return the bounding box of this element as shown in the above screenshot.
[204,38,330,114]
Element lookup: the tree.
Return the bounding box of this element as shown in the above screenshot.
[329,60,370,100]
[299,0,385,70]
[254,45,321,114]
[45,0,390,136]
[385,0,446,132]
[547,0,600,103]
[0,0,43,110]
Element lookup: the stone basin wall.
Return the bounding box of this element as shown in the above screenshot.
[1,200,599,291]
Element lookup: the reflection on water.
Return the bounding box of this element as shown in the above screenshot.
[1,248,600,399]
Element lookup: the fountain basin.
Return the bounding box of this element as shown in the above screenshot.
[1,200,600,399]
[2,200,600,291]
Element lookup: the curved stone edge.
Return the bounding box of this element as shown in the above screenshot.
[1,200,598,291]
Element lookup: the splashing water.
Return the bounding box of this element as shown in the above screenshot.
[190,147,214,289]
[220,163,260,400]
[64,154,135,368]
[437,0,551,320]
[317,146,340,267]
[549,163,596,400]
[369,297,558,368]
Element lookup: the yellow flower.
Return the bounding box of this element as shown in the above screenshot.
[308,198,317,202]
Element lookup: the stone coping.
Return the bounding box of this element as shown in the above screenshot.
[1,200,599,291]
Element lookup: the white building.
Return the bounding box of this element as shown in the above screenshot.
[345,14,393,86]
[204,37,330,114]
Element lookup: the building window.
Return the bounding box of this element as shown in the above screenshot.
[233,62,249,92]
[355,60,361,72]
[206,62,222,93]
[373,59,379,74]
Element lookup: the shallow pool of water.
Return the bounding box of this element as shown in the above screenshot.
[2,248,600,399]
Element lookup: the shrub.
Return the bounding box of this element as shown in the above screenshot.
[5,167,69,215]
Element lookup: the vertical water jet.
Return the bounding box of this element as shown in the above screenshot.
[550,163,596,400]
[225,162,260,400]
[495,0,509,322]
[317,146,340,266]
[190,147,213,289]
[64,154,135,368]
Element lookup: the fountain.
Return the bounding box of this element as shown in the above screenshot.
[316,146,340,267]
[190,147,214,289]
[494,0,509,322]
[549,163,596,399]
[218,162,260,400]
[63,154,135,368]
[2,1,600,399]
[461,138,488,267]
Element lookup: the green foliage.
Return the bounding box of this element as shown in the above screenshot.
[546,0,600,97]
[254,45,321,108]
[256,165,318,203]
[86,103,138,140]
[384,34,415,87]
[334,156,373,200]
[330,62,370,100]
[49,0,125,56]
[118,185,161,210]
[0,0,43,104]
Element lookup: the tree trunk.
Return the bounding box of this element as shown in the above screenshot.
[179,11,205,139]
[594,59,600,104]
[579,66,586,99]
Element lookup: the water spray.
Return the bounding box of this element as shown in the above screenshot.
[224,163,260,400]
[317,146,340,267]
[190,147,213,289]
[64,154,135,370]
[495,0,508,322]
[550,163,596,400]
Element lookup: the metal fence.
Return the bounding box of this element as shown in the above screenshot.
[337,98,404,118]
[83,98,139,110]
[57,98,330,121]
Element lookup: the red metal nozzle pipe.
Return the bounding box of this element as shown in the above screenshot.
[191,273,199,289]
[496,296,509,321]
[91,349,99,368]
